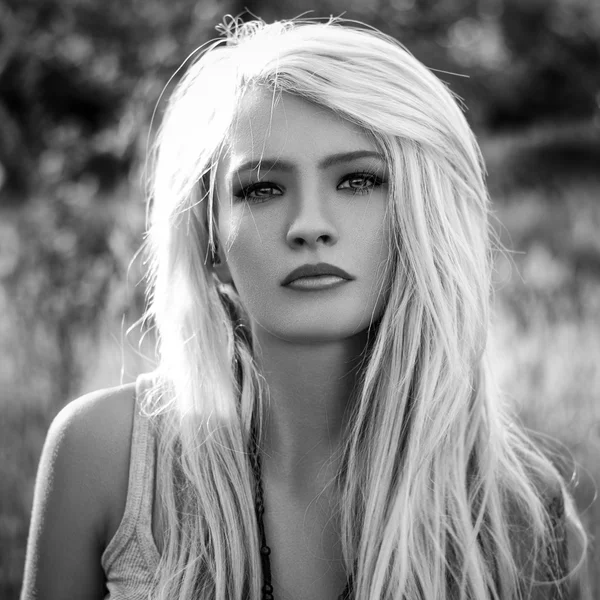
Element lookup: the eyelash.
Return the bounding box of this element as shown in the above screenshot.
[234,171,385,204]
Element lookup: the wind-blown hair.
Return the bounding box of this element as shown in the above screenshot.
[142,16,586,600]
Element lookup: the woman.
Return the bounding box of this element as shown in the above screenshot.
[22,16,586,600]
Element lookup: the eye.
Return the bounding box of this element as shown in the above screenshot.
[338,172,384,195]
[235,182,283,203]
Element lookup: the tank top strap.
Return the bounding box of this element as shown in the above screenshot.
[132,372,160,567]
[101,372,161,571]
[133,373,156,521]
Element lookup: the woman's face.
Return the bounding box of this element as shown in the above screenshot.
[215,88,391,343]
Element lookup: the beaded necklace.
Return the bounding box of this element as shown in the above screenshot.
[249,428,353,600]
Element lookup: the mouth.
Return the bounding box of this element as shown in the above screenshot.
[281,262,355,287]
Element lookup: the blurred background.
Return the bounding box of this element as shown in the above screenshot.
[0,0,598,598]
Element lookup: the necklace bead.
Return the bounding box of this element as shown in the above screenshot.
[251,426,352,600]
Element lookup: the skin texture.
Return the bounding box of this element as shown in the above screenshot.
[20,385,136,600]
[215,89,391,494]
[216,88,390,344]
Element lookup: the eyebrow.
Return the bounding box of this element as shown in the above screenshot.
[228,150,386,178]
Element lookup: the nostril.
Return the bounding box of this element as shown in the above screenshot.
[286,224,338,248]
[291,235,331,247]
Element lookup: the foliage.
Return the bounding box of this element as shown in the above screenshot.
[0,0,598,200]
[0,0,234,198]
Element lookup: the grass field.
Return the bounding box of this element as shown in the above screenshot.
[1,122,598,599]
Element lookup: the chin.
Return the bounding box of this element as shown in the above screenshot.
[255,319,375,346]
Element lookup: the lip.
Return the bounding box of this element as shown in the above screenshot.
[281,262,355,286]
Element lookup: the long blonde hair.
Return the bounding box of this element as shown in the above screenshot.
[142,16,586,599]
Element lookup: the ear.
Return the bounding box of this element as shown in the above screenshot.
[211,246,234,285]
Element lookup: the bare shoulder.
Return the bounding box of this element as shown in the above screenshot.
[47,382,138,540]
[22,382,139,599]
[50,382,137,464]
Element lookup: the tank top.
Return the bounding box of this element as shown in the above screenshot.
[99,373,569,599]
[101,372,160,599]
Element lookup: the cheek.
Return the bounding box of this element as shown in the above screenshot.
[349,205,390,268]
[220,203,277,246]
[220,208,280,287]
[355,210,392,311]
[367,237,392,306]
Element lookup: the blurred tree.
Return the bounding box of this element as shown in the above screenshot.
[487,0,600,127]
[0,0,232,202]
[1,0,598,203]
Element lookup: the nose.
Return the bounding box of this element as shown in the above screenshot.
[285,186,339,249]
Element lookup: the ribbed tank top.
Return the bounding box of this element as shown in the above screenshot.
[101,373,160,599]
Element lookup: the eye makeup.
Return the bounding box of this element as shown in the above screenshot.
[233,168,387,204]
[337,171,385,195]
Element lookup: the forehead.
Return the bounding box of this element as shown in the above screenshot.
[221,87,379,169]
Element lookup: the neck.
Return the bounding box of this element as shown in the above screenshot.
[253,326,372,497]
